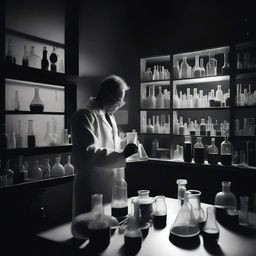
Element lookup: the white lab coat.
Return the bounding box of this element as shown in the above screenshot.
[71,98,126,218]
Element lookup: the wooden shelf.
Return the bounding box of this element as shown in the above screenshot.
[173,107,229,110]
[0,144,72,158]
[140,80,170,86]
[140,133,170,135]
[140,108,170,111]
[5,111,65,115]
[172,134,226,138]
[236,71,256,79]
[173,75,230,85]
[4,63,79,86]
[235,105,256,109]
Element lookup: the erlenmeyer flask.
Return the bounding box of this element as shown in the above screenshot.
[170,191,200,238]
[111,168,128,221]
[30,88,44,113]
[202,206,219,243]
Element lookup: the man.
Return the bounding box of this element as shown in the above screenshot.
[71,75,137,217]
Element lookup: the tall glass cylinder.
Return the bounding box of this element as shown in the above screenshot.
[183,135,192,163]
[27,120,35,148]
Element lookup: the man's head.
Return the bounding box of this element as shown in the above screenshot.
[96,75,129,114]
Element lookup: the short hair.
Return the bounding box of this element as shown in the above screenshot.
[96,75,129,106]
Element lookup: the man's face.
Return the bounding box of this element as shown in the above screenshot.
[106,90,126,114]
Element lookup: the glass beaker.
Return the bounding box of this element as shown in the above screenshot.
[27,120,35,148]
[111,168,128,221]
[202,206,219,243]
[153,195,167,229]
[138,190,154,222]
[170,191,200,238]
[187,190,205,228]
[239,196,249,226]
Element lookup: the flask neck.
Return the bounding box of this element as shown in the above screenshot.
[91,194,104,215]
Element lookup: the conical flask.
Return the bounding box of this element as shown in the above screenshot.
[170,191,200,238]
[202,206,219,243]
[30,88,44,113]
[111,168,128,221]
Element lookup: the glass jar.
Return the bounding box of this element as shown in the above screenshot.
[220,135,232,166]
[176,179,187,206]
[194,137,205,164]
[207,138,219,165]
[183,136,192,163]
[137,190,154,222]
[153,195,167,229]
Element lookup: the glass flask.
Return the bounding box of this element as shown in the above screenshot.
[202,206,220,243]
[152,65,160,80]
[173,86,180,108]
[141,87,147,108]
[44,121,53,146]
[156,86,164,109]
[124,199,143,254]
[221,53,230,75]
[215,181,237,210]
[193,55,201,78]
[194,137,205,164]
[170,191,200,238]
[200,119,207,136]
[206,53,217,76]
[164,89,170,108]
[239,196,249,226]
[215,85,224,107]
[147,86,156,109]
[207,138,219,165]
[155,116,160,133]
[30,88,44,113]
[88,194,111,250]
[41,46,49,70]
[16,120,23,148]
[30,160,43,180]
[51,155,65,177]
[22,45,29,67]
[29,46,40,68]
[220,135,232,166]
[146,118,154,133]
[5,38,16,64]
[176,179,187,206]
[153,195,167,229]
[41,158,51,179]
[64,155,74,176]
[199,58,206,77]
[14,90,20,111]
[27,120,35,148]
[49,46,58,72]
[138,189,154,222]
[180,57,189,79]
[187,190,205,228]
[111,168,128,221]
[183,135,192,163]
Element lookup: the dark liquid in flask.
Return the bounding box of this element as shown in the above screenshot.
[88,227,110,250]
[153,214,167,229]
[221,154,232,166]
[27,135,35,147]
[194,148,205,164]
[207,153,219,165]
[30,104,44,113]
[111,205,128,220]
[184,142,192,162]
[202,229,219,243]
[125,235,142,253]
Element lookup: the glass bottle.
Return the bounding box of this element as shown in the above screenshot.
[207,138,219,165]
[221,53,230,75]
[153,195,167,229]
[111,168,128,221]
[30,160,43,180]
[50,118,59,146]
[16,120,23,148]
[0,160,8,186]
[9,131,16,149]
[59,59,65,73]
[206,53,217,76]
[194,137,205,164]
[173,86,180,108]
[237,53,243,70]
[22,45,29,67]
[49,46,58,72]
[88,194,111,251]
[14,155,25,184]
[124,199,143,254]
[155,116,160,133]
[51,155,65,177]
[199,58,206,77]
[64,155,74,176]
[138,190,154,222]
[176,179,187,206]
[220,135,232,166]
[0,124,8,149]
[147,86,156,109]
[170,191,200,238]
[239,196,249,226]
[215,85,224,107]
[187,190,205,228]
[202,206,220,243]
[199,119,207,136]
[173,59,180,79]
[183,135,192,163]
[146,118,154,133]
[163,89,170,108]
[156,86,164,109]
[29,46,40,68]
[27,120,35,148]
[141,87,147,108]
[215,181,237,210]
[180,57,189,79]
[44,121,53,146]
[193,55,201,78]
[4,159,14,185]
[41,158,51,179]
[41,46,49,70]
[30,88,44,113]
[14,90,20,111]
[5,38,15,64]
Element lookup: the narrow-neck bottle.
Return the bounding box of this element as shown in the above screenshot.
[16,120,23,148]
[64,155,74,175]
[22,45,29,67]
[199,58,206,77]
[173,59,180,79]
[183,135,192,163]
[215,85,224,107]
[31,160,43,180]
[146,118,154,133]
[27,120,35,148]
[221,53,230,75]
[220,136,232,166]
[41,46,49,70]
[49,46,58,72]
[207,138,219,165]
[5,38,15,64]
[206,53,217,76]
[194,137,205,164]
[52,155,65,177]
[147,86,156,109]
[156,86,164,109]
[193,55,201,78]
[180,57,189,79]
[30,88,44,113]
